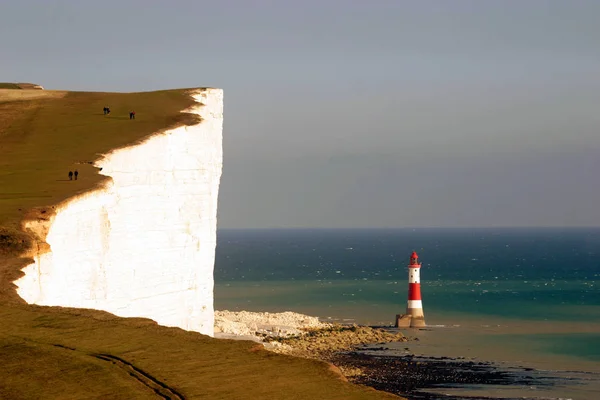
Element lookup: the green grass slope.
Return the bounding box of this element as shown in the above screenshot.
[0,88,402,399]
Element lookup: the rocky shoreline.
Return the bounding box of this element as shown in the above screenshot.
[214,311,563,400]
[215,310,408,355]
[268,324,409,358]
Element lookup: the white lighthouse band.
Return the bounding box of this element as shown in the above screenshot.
[408,267,420,284]
[407,300,423,309]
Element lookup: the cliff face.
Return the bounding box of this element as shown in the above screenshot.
[15,89,223,337]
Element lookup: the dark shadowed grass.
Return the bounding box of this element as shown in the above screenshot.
[0,89,402,399]
[0,83,21,89]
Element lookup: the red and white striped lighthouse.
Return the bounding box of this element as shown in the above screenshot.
[395,251,426,328]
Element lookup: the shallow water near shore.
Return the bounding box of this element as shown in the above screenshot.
[214,228,600,399]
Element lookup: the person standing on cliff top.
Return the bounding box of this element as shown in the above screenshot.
[74,170,78,180]
[68,171,73,180]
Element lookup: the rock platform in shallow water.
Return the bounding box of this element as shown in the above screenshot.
[330,351,565,400]
[214,310,408,357]
[270,325,409,358]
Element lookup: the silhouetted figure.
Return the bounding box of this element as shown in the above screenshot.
[106,107,111,115]
[129,111,136,120]
[103,107,107,115]
[74,170,78,180]
[68,171,73,180]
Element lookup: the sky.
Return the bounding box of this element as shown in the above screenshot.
[1,0,599,228]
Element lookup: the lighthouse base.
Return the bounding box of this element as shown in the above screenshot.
[395,314,412,328]
[395,314,426,328]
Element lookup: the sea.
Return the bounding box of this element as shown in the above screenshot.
[214,228,600,400]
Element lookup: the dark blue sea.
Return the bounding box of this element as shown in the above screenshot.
[214,228,600,399]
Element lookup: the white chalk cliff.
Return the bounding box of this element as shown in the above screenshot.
[15,88,223,337]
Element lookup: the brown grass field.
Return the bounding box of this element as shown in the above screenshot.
[0,87,402,399]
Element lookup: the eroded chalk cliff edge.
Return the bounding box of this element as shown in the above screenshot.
[14,89,223,337]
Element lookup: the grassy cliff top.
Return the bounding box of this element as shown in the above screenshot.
[0,83,21,89]
[0,88,200,231]
[0,82,44,89]
[0,87,401,399]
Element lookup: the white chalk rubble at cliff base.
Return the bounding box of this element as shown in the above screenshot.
[15,88,223,337]
[214,310,331,343]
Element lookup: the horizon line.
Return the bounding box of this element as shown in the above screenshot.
[217,226,600,230]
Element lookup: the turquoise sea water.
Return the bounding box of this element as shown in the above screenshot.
[501,332,600,362]
[214,228,600,398]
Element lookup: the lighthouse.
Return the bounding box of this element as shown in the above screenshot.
[395,251,426,328]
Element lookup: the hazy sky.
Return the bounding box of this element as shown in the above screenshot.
[1,1,599,228]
